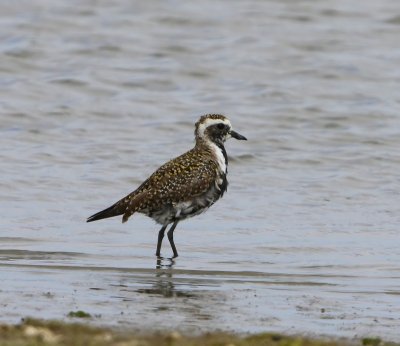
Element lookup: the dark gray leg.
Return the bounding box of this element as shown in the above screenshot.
[156,224,167,257]
[167,220,179,258]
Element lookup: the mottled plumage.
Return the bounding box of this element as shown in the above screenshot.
[87,114,247,258]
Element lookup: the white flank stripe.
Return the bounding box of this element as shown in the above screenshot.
[209,142,227,174]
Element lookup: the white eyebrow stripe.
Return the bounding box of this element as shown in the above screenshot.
[197,118,232,138]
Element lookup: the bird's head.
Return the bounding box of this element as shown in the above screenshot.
[194,114,247,145]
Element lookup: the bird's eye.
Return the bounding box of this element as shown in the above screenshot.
[217,123,225,130]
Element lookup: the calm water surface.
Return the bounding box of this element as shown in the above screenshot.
[1,0,400,341]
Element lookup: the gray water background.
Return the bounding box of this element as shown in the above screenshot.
[1,0,400,341]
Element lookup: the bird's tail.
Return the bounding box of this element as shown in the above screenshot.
[87,190,148,223]
[86,203,123,223]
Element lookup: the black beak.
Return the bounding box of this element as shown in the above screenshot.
[230,130,247,141]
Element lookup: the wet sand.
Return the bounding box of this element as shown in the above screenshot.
[1,249,399,341]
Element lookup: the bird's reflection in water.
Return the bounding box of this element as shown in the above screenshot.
[156,256,175,269]
[135,258,195,298]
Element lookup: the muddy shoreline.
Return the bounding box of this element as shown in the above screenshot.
[1,318,393,346]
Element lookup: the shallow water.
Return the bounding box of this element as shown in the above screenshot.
[1,0,400,341]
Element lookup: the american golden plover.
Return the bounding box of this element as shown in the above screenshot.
[87,114,247,257]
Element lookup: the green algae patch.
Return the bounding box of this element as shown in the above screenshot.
[0,318,112,346]
[0,318,399,346]
[67,310,92,318]
[244,333,345,346]
[362,338,382,346]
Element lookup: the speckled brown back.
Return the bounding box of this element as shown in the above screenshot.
[117,142,219,222]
